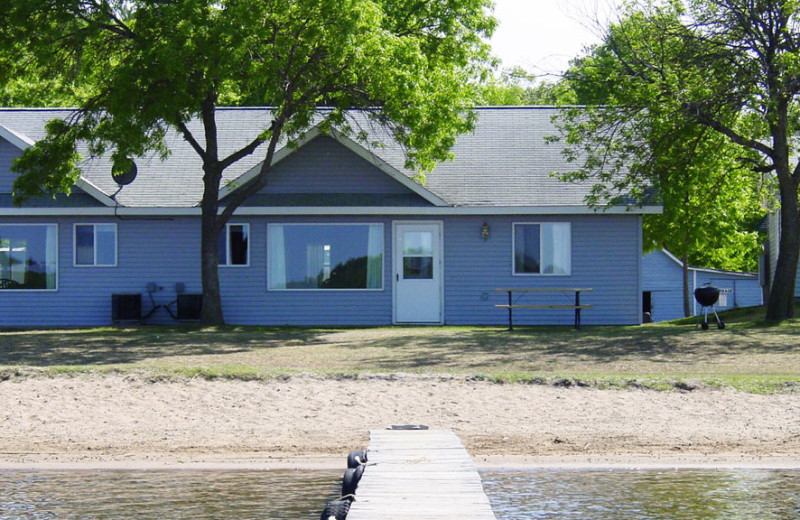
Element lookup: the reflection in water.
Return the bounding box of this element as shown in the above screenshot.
[0,468,798,519]
[481,469,800,520]
[0,470,341,520]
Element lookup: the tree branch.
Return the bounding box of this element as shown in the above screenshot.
[687,103,773,157]
[219,135,266,170]
[176,121,207,161]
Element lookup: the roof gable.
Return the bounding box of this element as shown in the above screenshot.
[220,126,446,207]
[0,117,116,207]
[655,249,757,278]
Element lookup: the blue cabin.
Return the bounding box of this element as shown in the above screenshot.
[642,249,763,322]
[0,107,660,327]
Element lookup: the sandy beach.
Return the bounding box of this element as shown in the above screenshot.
[0,373,798,471]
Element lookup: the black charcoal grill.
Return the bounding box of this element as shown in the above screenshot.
[693,285,725,330]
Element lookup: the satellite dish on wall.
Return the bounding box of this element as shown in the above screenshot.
[111,157,138,186]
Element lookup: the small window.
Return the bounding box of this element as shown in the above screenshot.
[513,223,571,275]
[74,224,117,267]
[218,223,249,266]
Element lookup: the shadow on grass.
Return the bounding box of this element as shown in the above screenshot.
[323,306,800,372]
[1,305,797,372]
[0,326,333,367]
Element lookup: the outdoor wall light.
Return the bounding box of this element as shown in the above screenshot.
[480,221,490,240]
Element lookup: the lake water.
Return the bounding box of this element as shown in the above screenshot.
[0,468,798,519]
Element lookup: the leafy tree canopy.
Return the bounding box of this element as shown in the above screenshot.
[552,0,800,319]
[480,66,577,105]
[0,0,496,324]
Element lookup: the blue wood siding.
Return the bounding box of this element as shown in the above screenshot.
[643,250,762,322]
[0,216,201,326]
[692,272,762,315]
[0,138,20,193]
[642,250,686,322]
[261,136,412,195]
[444,215,642,326]
[1,214,644,327]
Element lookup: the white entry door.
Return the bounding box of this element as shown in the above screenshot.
[394,222,443,323]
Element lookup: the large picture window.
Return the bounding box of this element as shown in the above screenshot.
[268,223,383,290]
[218,223,249,266]
[75,223,117,266]
[0,224,58,290]
[513,222,571,275]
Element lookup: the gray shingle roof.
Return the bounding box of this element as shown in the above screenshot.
[0,107,629,209]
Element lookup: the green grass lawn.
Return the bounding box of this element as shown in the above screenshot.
[1,305,799,393]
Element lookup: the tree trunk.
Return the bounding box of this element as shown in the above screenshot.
[682,252,691,318]
[765,179,799,321]
[199,164,225,326]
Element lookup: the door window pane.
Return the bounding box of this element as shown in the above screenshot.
[402,231,433,255]
[403,257,433,279]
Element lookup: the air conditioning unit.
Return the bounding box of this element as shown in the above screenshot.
[177,293,203,321]
[111,294,142,322]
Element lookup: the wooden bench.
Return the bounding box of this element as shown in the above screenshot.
[494,288,593,330]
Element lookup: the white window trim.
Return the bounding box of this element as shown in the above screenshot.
[0,223,59,291]
[267,222,384,292]
[511,222,572,277]
[219,223,251,267]
[73,223,118,267]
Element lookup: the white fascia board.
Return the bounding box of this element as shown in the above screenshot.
[326,127,448,207]
[0,207,199,216]
[0,124,36,150]
[74,178,117,207]
[230,205,661,215]
[217,127,323,200]
[662,248,757,278]
[689,266,758,278]
[217,125,449,207]
[660,248,684,267]
[0,204,661,217]
[1,124,118,208]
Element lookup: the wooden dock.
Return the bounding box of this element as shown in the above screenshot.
[346,429,497,520]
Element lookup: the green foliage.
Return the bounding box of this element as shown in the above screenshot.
[555,1,768,273]
[481,67,577,105]
[0,0,495,323]
[1,0,496,198]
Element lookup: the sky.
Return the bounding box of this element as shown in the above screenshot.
[489,0,623,78]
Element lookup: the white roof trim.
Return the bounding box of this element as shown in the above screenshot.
[74,178,117,207]
[218,127,322,200]
[0,204,660,217]
[0,124,36,150]
[326,127,448,207]
[218,125,448,207]
[0,123,117,207]
[658,248,757,278]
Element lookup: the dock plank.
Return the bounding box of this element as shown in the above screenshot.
[346,429,497,520]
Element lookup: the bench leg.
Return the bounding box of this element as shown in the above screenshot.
[574,292,580,330]
[507,291,513,331]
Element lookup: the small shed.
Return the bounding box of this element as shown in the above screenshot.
[642,249,763,322]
